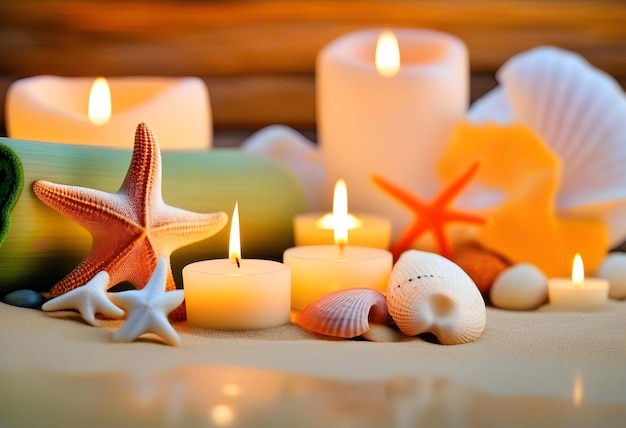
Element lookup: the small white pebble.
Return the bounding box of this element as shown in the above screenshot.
[595,252,626,300]
[490,263,548,310]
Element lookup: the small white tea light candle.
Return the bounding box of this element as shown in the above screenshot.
[548,253,609,311]
[183,202,291,330]
[294,179,391,249]
[284,184,392,310]
[7,75,211,149]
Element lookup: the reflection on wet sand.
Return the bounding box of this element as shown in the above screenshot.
[1,365,623,427]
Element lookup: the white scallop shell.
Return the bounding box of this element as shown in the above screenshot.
[296,288,393,338]
[469,46,626,246]
[387,250,486,345]
[241,124,325,210]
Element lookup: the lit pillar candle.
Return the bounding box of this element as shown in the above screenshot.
[317,28,468,237]
[284,185,393,310]
[183,202,291,330]
[293,179,391,249]
[548,253,609,311]
[6,76,211,149]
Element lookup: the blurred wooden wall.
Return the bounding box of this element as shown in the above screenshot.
[1,0,625,134]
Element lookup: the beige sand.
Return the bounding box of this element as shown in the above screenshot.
[2,301,626,427]
[1,301,625,403]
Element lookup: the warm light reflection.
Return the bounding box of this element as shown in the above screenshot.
[573,370,584,406]
[332,179,349,247]
[229,202,241,266]
[572,253,584,286]
[375,30,400,77]
[210,404,235,426]
[88,77,111,125]
[222,383,241,397]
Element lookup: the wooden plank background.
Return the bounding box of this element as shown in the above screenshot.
[1,0,625,135]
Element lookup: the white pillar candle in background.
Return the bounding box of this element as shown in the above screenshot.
[6,76,212,149]
[317,28,468,238]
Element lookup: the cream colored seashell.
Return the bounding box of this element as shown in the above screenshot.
[469,46,626,246]
[490,263,548,310]
[296,288,393,338]
[361,323,407,342]
[595,252,626,300]
[241,124,325,211]
[387,250,486,345]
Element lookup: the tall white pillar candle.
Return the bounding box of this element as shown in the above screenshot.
[317,28,468,237]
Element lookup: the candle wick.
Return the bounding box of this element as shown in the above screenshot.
[338,242,345,257]
[236,257,241,268]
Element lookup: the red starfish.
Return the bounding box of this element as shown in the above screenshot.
[372,160,487,260]
[33,123,228,320]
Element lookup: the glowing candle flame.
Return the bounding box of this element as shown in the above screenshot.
[88,77,111,125]
[229,202,241,267]
[375,30,400,77]
[316,179,362,232]
[333,179,349,247]
[572,253,584,287]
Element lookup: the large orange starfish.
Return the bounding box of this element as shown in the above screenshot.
[33,123,228,320]
[372,160,487,260]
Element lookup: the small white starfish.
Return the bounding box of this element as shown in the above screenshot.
[109,257,184,346]
[41,271,124,325]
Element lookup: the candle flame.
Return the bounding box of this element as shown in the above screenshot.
[572,253,584,286]
[316,177,362,232]
[229,202,241,267]
[333,179,349,248]
[88,77,111,125]
[375,30,400,77]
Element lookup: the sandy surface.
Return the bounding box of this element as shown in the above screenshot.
[1,300,626,404]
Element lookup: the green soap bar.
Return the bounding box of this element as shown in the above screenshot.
[0,138,306,295]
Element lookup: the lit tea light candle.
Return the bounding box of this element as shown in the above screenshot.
[294,179,391,249]
[6,75,211,149]
[548,253,609,311]
[284,185,392,310]
[183,202,291,330]
[318,28,468,238]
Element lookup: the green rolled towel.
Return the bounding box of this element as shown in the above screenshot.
[0,144,24,246]
[0,137,306,296]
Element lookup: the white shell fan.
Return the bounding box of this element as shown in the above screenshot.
[469,46,626,246]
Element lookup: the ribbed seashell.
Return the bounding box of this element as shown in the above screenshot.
[296,288,393,338]
[387,250,486,345]
[469,46,626,246]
